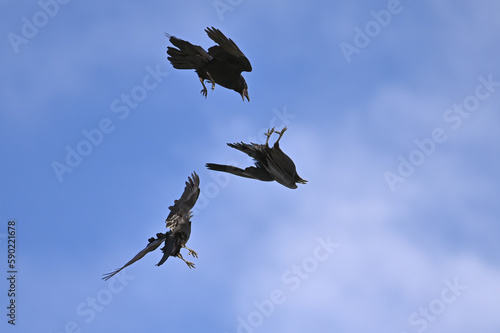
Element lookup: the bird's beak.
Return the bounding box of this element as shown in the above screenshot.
[241,88,250,102]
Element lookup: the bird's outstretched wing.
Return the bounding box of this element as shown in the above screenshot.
[166,34,213,70]
[102,236,165,281]
[205,163,273,181]
[205,27,252,72]
[227,142,266,160]
[166,172,200,223]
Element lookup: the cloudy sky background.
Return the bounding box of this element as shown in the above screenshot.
[1,0,500,332]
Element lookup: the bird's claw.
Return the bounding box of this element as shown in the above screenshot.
[178,252,196,269]
[265,127,275,145]
[200,88,208,98]
[205,80,216,91]
[275,126,287,135]
[275,127,287,143]
[199,76,209,98]
[205,72,216,91]
[187,249,198,258]
[183,245,198,258]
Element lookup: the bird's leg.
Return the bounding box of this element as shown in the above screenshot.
[274,127,288,144]
[205,72,216,91]
[264,127,275,146]
[177,253,195,269]
[183,245,198,258]
[199,77,208,98]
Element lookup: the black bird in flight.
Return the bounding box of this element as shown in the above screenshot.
[206,127,307,189]
[102,172,200,281]
[166,27,252,101]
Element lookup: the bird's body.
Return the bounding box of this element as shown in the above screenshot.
[156,212,194,267]
[206,128,307,189]
[102,172,200,281]
[166,27,251,101]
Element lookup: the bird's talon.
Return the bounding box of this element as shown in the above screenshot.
[199,76,209,98]
[265,127,275,145]
[275,127,288,143]
[205,72,216,91]
[204,80,216,91]
[276,126,287,135]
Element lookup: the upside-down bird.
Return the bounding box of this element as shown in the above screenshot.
[206,127,307,189]
[102,172,200,281]
[165,27,252,101]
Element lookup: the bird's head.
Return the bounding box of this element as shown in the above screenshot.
[236,76,250,102]
[279,175,308,189]
[297,178,308,185]
[282,177,307,189]
[296,175,308,186]
[241,86,250,102]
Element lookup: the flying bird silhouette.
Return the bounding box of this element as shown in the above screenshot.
[166,27,252,101]
[206,127,307,189]
[102,172,200,281]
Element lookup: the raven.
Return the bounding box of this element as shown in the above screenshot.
[102,172,200,281]
[206,128,307,189]
[166,27,252,101]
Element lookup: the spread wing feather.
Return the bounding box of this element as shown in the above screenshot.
[166,34,212,70]
[166,172,200,222]
[205,27,252,72]
[102,236,165,281]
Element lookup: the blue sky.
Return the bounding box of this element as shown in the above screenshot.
[1,0,500,332]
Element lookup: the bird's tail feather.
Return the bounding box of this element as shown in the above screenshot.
[102,268,122,281]
[156,234,175,267]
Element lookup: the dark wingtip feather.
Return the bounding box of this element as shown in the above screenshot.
[227,142,244,149]
[205,163,217,170]
[205,163,226,172]
[101,269,120,281]
[189,171,200,187]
